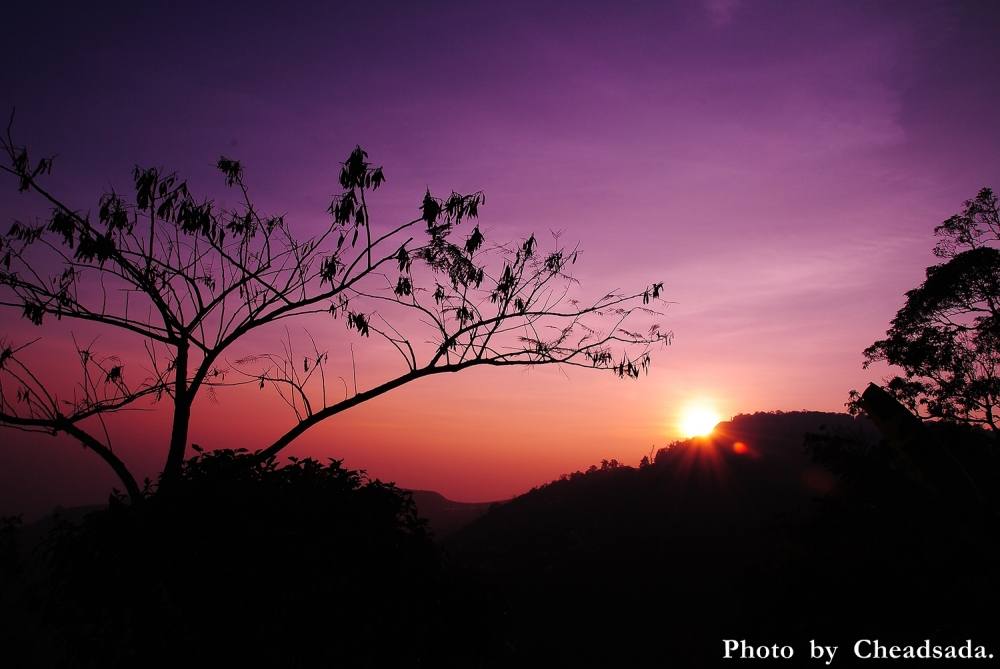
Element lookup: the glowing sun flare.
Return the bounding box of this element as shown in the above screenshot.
[680,406,721,438]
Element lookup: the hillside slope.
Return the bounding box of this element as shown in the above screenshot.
[407,490,496,537]
[445,411,997,666]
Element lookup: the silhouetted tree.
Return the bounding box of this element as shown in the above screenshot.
[0,119,670,501]
[859,187,999,434]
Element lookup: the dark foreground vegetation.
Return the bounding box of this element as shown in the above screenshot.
[3,408,1000,667]
[0,452,498,667]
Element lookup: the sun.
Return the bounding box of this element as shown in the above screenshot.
[679,404,721,438]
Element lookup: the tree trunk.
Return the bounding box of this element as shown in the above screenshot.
[161,341,191,489]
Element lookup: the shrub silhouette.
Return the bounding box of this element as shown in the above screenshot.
[3,451,454,667]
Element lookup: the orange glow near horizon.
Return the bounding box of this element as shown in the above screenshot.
[678,403,722,438]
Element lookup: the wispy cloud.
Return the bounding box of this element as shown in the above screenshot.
[703,0,741,27]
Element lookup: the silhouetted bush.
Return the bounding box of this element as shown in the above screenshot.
[2,451,454,668]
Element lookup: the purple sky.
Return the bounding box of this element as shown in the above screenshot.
[2,1,1000,515]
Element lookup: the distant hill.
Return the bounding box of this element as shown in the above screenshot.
[448,411,876,567]
[443,410,997,666]
[407,490,497,537]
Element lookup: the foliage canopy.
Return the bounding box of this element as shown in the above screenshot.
[860,187,999,433]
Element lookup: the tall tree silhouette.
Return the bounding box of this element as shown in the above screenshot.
[860,187,999,433]
[0,122,669,500]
